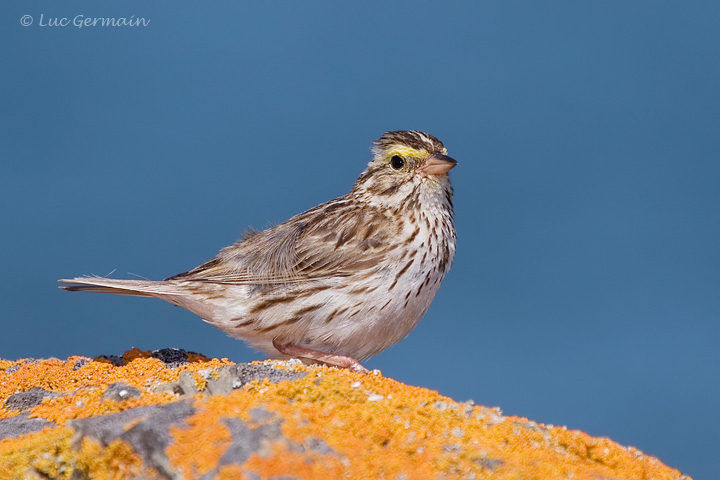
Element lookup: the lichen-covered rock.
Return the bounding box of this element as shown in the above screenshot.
[0,348,690,480]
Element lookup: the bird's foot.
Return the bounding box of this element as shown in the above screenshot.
[272,339,370,374]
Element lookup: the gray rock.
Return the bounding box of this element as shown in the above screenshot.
[153,371,200,396]
[155,363,307,398]
[5,364,22,374]
[197,413,285,480]
[4,387,61,411]
[0,413,56,440]
[102,382,142,402]
[152,348,199,368]
[476,457,504,470]
[72,358,90,370]
[4,359,39,374]
[70,401,196,480]
[227,363,307,386]
[94,354,125,367]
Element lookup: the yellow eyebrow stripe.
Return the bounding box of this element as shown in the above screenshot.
[386,146,427,160]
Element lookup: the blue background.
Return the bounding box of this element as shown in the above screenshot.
[2,2,718,478]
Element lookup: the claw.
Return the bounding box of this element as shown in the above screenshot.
[273,339,369,374]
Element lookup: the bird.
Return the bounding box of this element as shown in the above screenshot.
[60,130,457,374]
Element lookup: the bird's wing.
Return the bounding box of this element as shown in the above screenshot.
[167,198,401,285]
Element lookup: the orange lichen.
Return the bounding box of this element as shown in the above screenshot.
[0,351,232,426]
[120,347,153,363]
[0,426,74,479]
[167,406,233,477]
[215,464,249,480]
[243,442,346,479]
[79,437,159,480]
[30,388,176,424]
[0,425,160,480]
[0,351,690,480]
[161,367,688,480]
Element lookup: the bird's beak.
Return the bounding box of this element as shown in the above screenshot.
[420,153,458,175]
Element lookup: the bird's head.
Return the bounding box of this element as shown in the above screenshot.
[352,130,457,210]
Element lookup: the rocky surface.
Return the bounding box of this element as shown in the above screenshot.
[0,348,691,479]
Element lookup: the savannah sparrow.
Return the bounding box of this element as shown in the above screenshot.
[60,131,457,373]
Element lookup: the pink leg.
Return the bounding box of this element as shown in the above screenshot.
[272,339,369,374]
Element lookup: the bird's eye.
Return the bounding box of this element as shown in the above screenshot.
[390,155,405,170]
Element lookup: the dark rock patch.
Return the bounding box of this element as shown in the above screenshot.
[0,413,57,440]
[4,387,61,411]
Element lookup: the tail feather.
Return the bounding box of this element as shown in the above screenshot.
[60,285,154,297]
[59,277,184,297]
